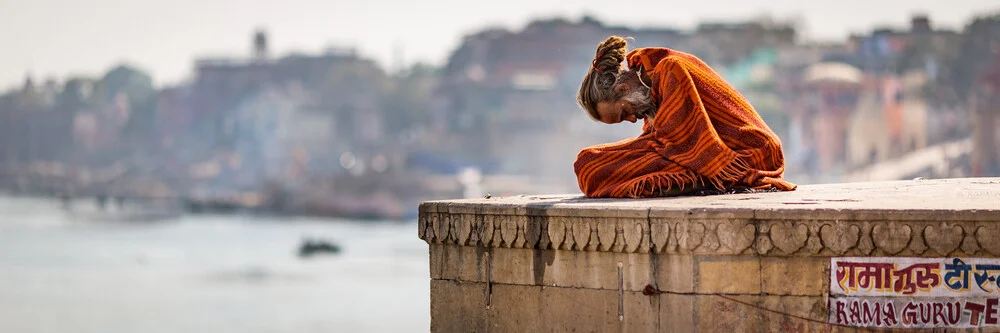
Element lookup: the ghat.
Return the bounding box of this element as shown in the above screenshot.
[418,178,1000,332]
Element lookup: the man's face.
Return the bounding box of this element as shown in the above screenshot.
[596,98,640,124]
[594,70,655,124]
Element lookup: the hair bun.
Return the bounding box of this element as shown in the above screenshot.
[593,36,628,74]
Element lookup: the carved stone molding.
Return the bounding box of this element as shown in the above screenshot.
[871,222,911,255]
[924,224,963,255]
[976,226,1000,256]
[819,223,861,255]
[420,211,651,253]
[650,222,670,253]
[768,222,808,255]
[420,178,1000,256]
[717,220,755,254]
[419,209,1000,257]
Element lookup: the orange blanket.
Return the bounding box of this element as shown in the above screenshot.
[574,47,797,198]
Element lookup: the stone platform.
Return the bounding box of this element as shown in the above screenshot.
[418,178,1000,332]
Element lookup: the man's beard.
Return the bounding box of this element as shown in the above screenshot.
[615,69,657,119]
[621,87,656,119]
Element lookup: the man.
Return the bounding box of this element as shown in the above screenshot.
[574,36,796,198]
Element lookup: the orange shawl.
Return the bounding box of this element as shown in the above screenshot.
[574,47,797,198]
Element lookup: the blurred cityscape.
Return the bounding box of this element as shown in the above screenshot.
[1,13,999,220]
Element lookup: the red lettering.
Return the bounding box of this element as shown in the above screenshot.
[966,302,986,325]
[850,300,862,324]
[836,263,851,291]
[933,302,945,325]
[914,263,942,290]
[857,263,895,292]
[902,302,918,325]
[836,262,897,293]
[946,302,962,325]
[987,298,999,325]
[882,302,899,326]
[836,300,848,325]
[920,303,932,324]
[862,301,881,326]
[893,263,942,295]
[835,262,861,291]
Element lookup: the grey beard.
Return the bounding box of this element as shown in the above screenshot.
[621,87,657,119]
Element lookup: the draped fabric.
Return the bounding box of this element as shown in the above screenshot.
[574,47,797,198]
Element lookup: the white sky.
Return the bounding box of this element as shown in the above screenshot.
[1,0,998,90]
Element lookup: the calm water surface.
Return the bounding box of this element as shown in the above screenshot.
[0,195,430,333]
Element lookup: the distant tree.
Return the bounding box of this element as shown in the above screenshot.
[101,64,154,102]
[56,77,98,113]
[99,64,158,142]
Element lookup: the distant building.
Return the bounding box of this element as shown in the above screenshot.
[187,30,386,154]
[72,92,131,151]
[253,29,269,61]
[847,72,930,167]
[971,53,1000,177]
[155,85,193,147]
[787,62,863,179]
[846,15,960,74]
[689,19,797,66]
[0,77,76,163]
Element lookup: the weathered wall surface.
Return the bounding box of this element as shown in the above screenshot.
[418,178,1000,332]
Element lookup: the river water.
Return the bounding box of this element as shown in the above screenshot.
[0,195,430,333]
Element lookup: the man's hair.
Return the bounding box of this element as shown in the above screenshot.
[577,36,629,120]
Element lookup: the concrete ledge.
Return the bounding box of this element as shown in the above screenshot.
[419,178,1000,332]
[420,178,1000,257]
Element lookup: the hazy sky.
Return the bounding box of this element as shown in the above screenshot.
[1,0,998,90]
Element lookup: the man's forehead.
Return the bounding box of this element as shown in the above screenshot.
[595,101,617,122]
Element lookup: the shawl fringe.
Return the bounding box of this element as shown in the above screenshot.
[707,154,753,191]
[622,170,703,198]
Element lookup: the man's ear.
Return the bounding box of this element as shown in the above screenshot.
[613,83,629,95]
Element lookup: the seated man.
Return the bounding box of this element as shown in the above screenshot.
[574,36,797,198]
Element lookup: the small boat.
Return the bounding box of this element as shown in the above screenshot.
[297,238,342,258]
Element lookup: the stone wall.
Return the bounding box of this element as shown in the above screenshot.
[418,178,1000,332]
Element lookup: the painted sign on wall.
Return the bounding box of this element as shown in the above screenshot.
[829,257,1000,328]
